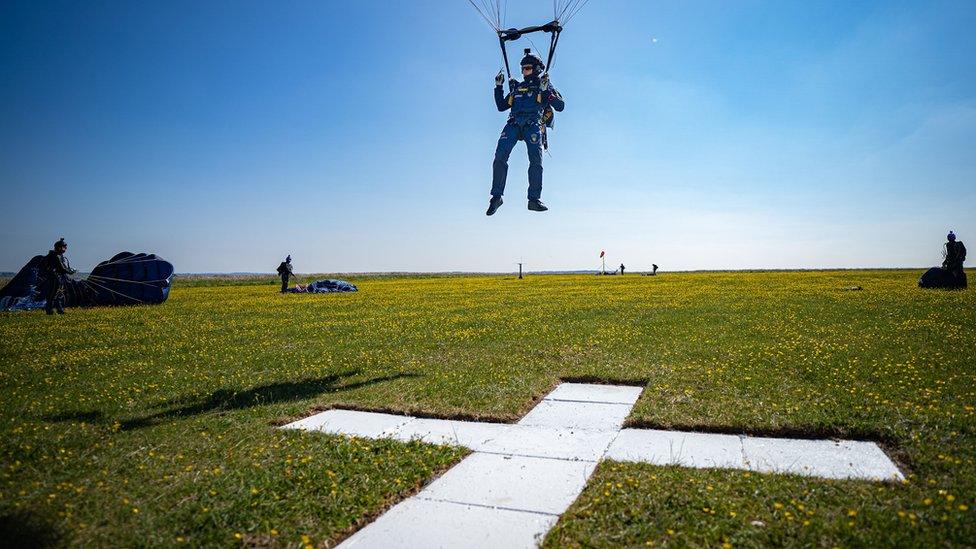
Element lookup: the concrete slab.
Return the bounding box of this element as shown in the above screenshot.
[338,497,558,549]
[419,453,596,514]
[742,436,904,481]
[544,383,644,405]
[517,400,634,431]
[282,410,412,439]
[606,429,746,469]
[290,382,904,549]
[480,425,618,461]
[387,418,511,450]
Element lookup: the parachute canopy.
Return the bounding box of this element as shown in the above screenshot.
[87,252,175,305]
[466,0,591,78]
[918,267,968,290]
[0,252,174,311]
[286,279,358,294]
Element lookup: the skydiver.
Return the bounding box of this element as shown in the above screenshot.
[486,49,565,216]
[277,255,293,293]
[620,263,626,275]
[43,237,76,315]
[943,231,967,288]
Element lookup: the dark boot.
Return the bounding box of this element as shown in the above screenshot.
[486,195,504,216]
[527,199,548,212]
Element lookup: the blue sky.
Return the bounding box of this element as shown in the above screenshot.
[1,0,974,273]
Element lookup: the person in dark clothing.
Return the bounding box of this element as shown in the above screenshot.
[43,238,76,315]
[943,231,967,288]
[619,263,625,275]
[652,264,658,275]
[276,255,293,293]
[486,49,565,216]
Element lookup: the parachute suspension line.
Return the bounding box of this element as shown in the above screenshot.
[480,0,497,26]
[79,277,145,304]
[92,257,165,267]
[86,274,169,287]
[466,0,500,30]
[562,0,591,24]
[557,0,582,20]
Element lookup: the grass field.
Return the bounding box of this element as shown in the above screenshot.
[1,271,974,547]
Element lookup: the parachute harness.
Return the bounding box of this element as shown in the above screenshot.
[497,21,562,81]
[500,23,561,151]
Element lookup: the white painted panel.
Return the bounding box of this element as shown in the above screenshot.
[517,400,633,431]
[606,429,746,469]
[419,453,596,514]
[544,383,644,405]
[338,498,558,549]
[282,410,413,439]
[742,437,904,481]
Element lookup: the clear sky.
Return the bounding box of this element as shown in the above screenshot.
[1,0,974,273]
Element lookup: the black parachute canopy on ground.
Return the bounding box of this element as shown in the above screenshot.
[918,267,967,289]
[0,252,174,311]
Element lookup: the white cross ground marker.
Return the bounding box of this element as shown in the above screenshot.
[282,383,903,548]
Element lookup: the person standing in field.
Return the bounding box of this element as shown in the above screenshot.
[43,237,76,315]
[276,255,293,293]
[619,263,625,275]
[943,231,967,288]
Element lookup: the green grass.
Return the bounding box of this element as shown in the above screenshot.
[1,271,973,546]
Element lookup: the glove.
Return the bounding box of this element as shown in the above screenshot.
[495,70,504,86]
[540,73,550,91]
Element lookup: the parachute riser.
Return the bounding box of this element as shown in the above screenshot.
[497,20,562,84]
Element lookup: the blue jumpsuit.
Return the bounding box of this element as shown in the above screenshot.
[491,76,565,200]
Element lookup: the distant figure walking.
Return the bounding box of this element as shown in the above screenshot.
[276,255,294,293]
[619,263,625,275]
[43,237,76,315]
[652,264,658,276]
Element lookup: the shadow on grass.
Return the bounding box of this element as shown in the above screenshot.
[42,410,105,423]
[119,370,420,430]
[0,511,61,548]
